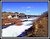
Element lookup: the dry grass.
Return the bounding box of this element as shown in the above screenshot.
[26,12,48,37]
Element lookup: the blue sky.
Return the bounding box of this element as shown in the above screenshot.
[2,2,48,15]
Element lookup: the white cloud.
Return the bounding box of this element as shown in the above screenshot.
[6,9,11,12]
[21,6,31,9]
[26,10,31,12]
[7,9,11,10]
[27,6,31,8]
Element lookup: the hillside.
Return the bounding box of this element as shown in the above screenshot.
[2,12,40,26]
[25,11,48,37]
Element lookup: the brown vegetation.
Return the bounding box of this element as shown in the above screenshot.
[2,12,23,26]
[25,11,48,37]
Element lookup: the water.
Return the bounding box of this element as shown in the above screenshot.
[2,17,38,37]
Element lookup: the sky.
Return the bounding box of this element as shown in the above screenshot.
[2,2,48,15]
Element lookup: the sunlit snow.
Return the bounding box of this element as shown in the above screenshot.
[2,17,38,37]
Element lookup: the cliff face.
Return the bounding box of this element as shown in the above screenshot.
[25,11,48,37]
